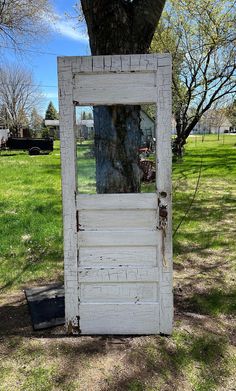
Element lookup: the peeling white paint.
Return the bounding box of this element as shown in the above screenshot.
[58,54,173,335]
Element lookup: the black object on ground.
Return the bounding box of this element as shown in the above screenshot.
[5,137,53,155]
[24,284,65,330]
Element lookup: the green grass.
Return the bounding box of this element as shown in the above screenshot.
[0,143,63,290]
[0,135,235,390]
[77,142,96,193]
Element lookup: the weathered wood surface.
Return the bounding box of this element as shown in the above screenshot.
[57,57,78,332]
[79,209,157,231]
[79,282,158,303]
[58,53,173,335]
[79,246,157,267]
[79,303,159,334]
[58,54,171,74]
[78,230,159,247]
[78,267,158,283]
[156,62,173,334]
[73,72,157,105]
[77,193,157,210]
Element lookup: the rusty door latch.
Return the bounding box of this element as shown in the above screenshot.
[159,202,168,268]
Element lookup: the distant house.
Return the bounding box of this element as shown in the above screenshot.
[76,119,94,139]
[210,117,232,134]
[52,110,167,143]
[44,119,60,138]
[77,110,156,145]
[140,110,155,146]
[0,127,31,140]
[192,110,233,134]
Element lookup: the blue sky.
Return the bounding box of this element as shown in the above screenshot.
[2,0,90,117]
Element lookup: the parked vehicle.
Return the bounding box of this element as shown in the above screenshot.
[1,136,53,155]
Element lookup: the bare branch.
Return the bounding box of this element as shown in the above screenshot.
[0,0,54,52]
[0,64,42,135]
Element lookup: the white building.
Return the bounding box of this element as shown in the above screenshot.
[192,110,233,134]
[0,128,9,146]
[77,119,94,139]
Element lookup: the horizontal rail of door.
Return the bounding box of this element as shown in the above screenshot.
[78,303,160,334]
[76,193,158,210]
[78,231,160,247]
[73,72,157,105]
[78,266,158,283]
[79,281,158,303]
[79,246,157,267]
[78,209,157,231]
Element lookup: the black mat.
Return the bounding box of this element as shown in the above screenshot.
[25,284,65,330]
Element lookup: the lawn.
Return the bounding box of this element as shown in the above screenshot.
[0,135,235,391]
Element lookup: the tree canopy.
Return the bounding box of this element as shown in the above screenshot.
[151,0,236,155]
[0,64,41,136]
[30,108,43,132]
[45,101,59,121]
[226,99,236,129]
[0,0,53,51]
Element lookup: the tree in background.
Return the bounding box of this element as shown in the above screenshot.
[151,0,236,156]
[0,104,11,128]
[45,101,59,120]
[30,108,43,135]
[81,111,87,120]
[0,0,53,52]
[226,100,236,130]
[0,64,42,136]
[80,110,93,120]
[76,0,166,193]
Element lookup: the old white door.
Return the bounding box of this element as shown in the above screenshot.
[58,54,173,335]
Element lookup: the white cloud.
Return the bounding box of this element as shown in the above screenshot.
[43,92,58,99]
[46,12,88,42]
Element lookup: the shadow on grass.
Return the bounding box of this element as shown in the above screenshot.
[0,289,234,391]
[0,264,33,292]
[105,333,230,391]
[179,288,236,316]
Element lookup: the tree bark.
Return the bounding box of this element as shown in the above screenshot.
[94,105,142,193]
[81,0,166,193]
[172,113,203,157]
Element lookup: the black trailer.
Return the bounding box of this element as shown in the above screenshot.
[4,137,53,155]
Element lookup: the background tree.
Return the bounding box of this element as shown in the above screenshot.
[76,0,166,193]
[0,0,53,51]
[81,111,87,120]
[151,0,236,156]
[198,105,228,139]
[0,103,11,128]
[226,99,236,129]
[87,111,93,120]
[30,108,43,135]
[0,64,42,136]
[45,101,59,120]
[80,110,93,120]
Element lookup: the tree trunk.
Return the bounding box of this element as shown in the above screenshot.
[172,134,186,158]
[81,0,166,193]
[94,105,141,193]
[172,114,202,157]
[172,112,186,157]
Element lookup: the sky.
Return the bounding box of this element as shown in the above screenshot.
[2,0,90,117]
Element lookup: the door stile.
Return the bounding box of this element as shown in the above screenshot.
[58,58,79,334]
[156,62,173,334]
